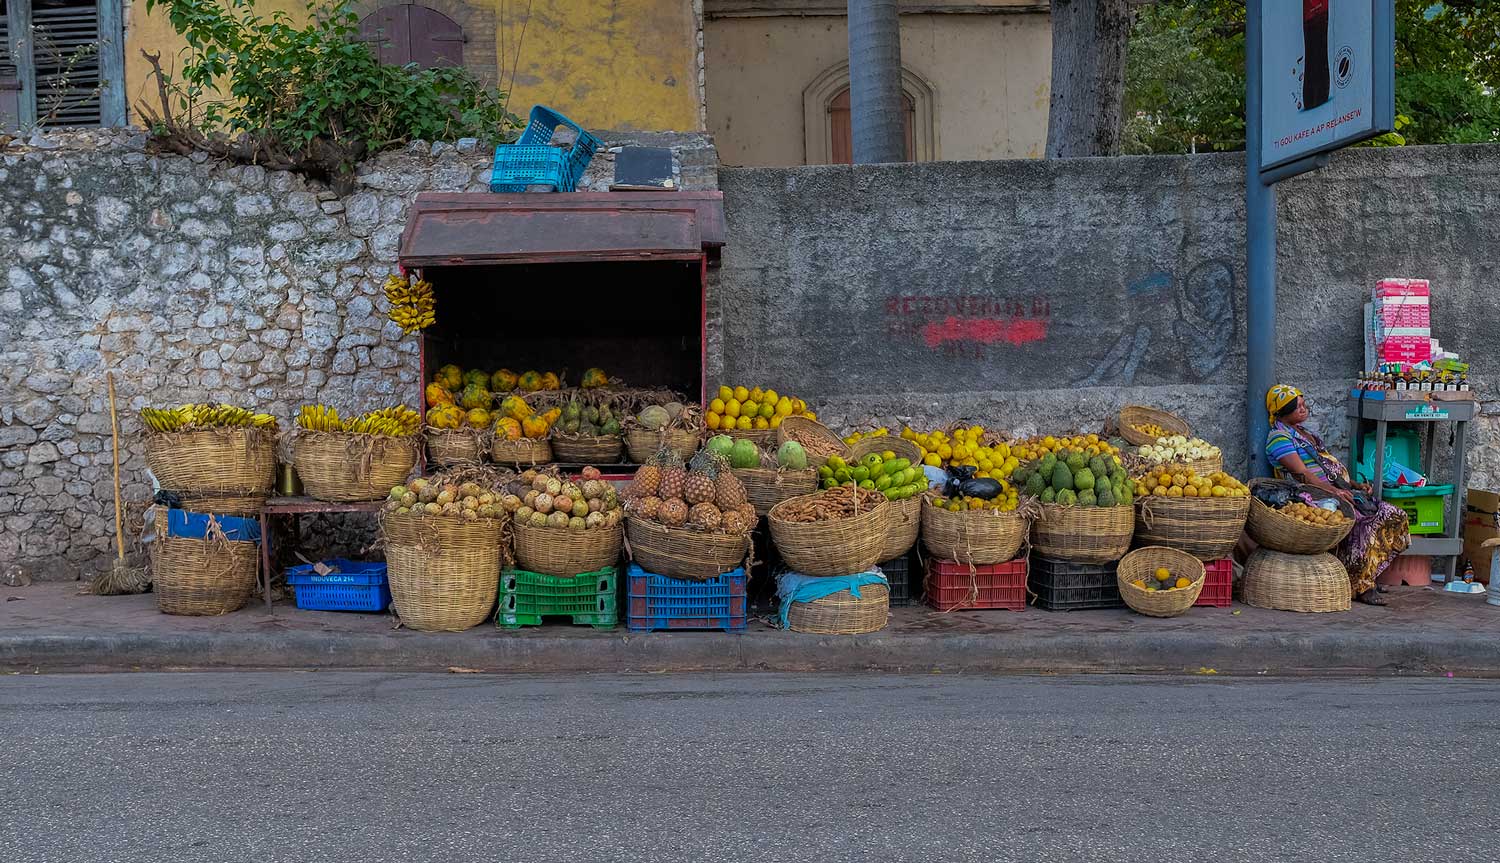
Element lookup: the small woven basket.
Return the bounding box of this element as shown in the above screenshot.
[787,583,890,635]
[549,432,623,464]
[625,517,753,581]
[294,431,418,502]
[1246,492,1354,554]
[775,416,850,469]
[723,427,776,448]
[144,427,276,495]
[1118,405,1191,447]
[921,500,1029,565]
[625,426,701,463]
[1134,494,1251,561]
[733,467,818,517]
[1031,503,1135,564]
[1117,546,1206,618]
[492,436,552,467]
[879,494,923,560]
[1242,547,1351,612]
[150,510,258,616]
[1144,454,1225,477]
[513,520,623,577]
[848,436,922,465]
[768,492,891,577]
[426,427,487,468]
[384,511,506,631]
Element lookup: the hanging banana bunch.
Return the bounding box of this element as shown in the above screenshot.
[384,272,435,335]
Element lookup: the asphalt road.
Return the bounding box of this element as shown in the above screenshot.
[2,673,1497,862]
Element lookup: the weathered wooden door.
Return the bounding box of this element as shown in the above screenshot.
[829,87,914,163]
[358,4,464,68]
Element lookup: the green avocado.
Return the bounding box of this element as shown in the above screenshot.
[1074,467,1096,491]
[1051,462,1075,492]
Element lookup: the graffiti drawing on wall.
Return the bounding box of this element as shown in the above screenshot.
[1079,259,1237,387]
[885,294,1051,361]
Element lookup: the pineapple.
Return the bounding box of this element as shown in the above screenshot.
[658,498,689,527]
[721,508,750,534]
[715,467,747,511]
[630,464,662,500]
[628,496,663,520]
[683,451,718,506]
[736,503,757,526]
[659,465,687,502]
[689,502,723,531]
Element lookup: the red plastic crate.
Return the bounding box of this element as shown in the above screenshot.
[1196,558,1233,607]
[925,557,1027,612]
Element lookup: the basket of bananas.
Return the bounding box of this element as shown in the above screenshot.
[293,404,422,502]
[140,403,279,499]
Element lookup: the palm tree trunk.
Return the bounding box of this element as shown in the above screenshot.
[848,0,904,163]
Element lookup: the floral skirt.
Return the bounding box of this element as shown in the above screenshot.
[1336,500,1411,595]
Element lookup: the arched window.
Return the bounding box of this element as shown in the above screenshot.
[358,3,464,68]
[803,61,936,165]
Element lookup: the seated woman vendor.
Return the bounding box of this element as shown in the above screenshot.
[1265,385,1411,606]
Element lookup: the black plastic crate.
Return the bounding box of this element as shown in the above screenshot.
[1028,554,1123,611]
[878,553,919,606]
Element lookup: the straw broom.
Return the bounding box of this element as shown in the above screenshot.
[89,372,150,595]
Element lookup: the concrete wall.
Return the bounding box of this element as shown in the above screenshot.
[705,9,1051,166]
[715,145,1500,482]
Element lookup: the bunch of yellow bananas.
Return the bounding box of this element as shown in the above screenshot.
[340,405,421,437]
[384,273,435,334]
[298,404,343,432]
[141,404,276,432]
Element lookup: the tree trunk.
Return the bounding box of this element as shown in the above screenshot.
[848,0,904,163]
[1046,0,1132,158]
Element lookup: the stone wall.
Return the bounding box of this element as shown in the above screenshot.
[716,145,1500,485]
[0,129,717,581]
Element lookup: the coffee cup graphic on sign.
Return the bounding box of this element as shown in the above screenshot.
[1302,0,1332,110]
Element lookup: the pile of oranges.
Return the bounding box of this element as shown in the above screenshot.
[1134,467,1249,499]
[705,385,814,432]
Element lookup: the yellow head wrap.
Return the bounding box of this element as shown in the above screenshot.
[1266,384,1303,426]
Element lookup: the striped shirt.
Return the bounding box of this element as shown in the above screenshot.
[1266,422,1332,482]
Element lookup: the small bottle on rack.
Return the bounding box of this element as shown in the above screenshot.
[1395,370,1409,392]
[1460,372,1471,392]
[1420,371,1434,392]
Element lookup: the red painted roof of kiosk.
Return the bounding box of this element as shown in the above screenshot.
[397,192,725,267]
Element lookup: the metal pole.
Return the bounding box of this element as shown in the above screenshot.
[1245,0,1276,477]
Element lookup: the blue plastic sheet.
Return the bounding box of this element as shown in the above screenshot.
[775,569,889,629]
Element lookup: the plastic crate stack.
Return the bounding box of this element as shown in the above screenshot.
[925,558,1028,612]
[877,553,919,606]
[1196,558,1233,608]
[625,565,747,633]
[1027,555,1123,611]
[489,105,602,193]
[496,567,617,629]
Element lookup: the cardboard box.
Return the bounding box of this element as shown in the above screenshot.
[1462,489,1499,584]
[1375,278,1431,298]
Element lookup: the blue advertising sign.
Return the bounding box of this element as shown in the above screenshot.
[1258,0,1395,171]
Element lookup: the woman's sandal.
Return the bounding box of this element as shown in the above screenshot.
[1355,588,1388,606]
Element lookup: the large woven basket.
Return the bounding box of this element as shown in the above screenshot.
[150,510,258,616]
[426,427,486,468]
[1118,405,1191,447]
[294,432,418,502]
[384,511,506,631]
[879,494,923,560]
[625,427,701,463]
[775,416,850,469]
[1135,494,1250,560]
[625,517,753,581]
[549,432,623,464]
[787,583,890,635]
[768,492,891,577]
[1243,548,1351,612]
[513,520,623,577]
[1117,546,1206,618]
[724,427,776,448]
[1031,503,1135,564]
[734,467,818,517]
[920,499,1027,565]
[848,436,922,465]
[144,427,276,495]
[1246,496,1354,554]
[492,436,551,467]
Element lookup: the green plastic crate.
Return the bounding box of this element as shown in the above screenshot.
[496,567,617,629]
[1388,490,1447,535]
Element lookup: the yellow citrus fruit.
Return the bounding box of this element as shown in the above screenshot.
[1154,568,1170,580]
[736,415,752,430]
[733,385,750,402]
[725,399,741,418]
[742,400,759,417]
[759,402,775,418]
[763,389,779,406]
[718,385,733,402]
[709,398,726,414]
[707,412,721,430]
[1175,577,1191,589]
[769,415,782,428]
[754,416,770,430]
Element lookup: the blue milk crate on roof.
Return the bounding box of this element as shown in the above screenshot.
[285,559,390,612]
[490,105,602,193]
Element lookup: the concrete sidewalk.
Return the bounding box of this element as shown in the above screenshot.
[3,581,1500,676]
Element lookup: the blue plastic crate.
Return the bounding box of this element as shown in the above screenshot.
[490,105,601,193]
[625,564,747,633]
[167,508,261,542]
[285,559,390,612]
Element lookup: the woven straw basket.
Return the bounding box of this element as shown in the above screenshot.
[1148,454,1225,477]
[513,520,622,577]
[880,494,923,560]
[625,517,752,581]
[787,583,890,634]
[384,512,506,631]
[145,427,276,495]
[1031,503,1135,564]
[734,467,818,517]
[768,492,891,577]
[921,499,1028,565]
[775,416,849,469]
[150,509,258,616]
[1118,405,1191,447]
[724,427,776,448]
[550,433,623,464]
[1246,497,1354,554]
[426,427,486,468]
[1242,548,1351,612]
[1134,494,1250,561]
[625,427,701,463]
[1117,546,1206,618]
[848,436,922,465]
[492,436,551,467]
[294,432,418,502]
